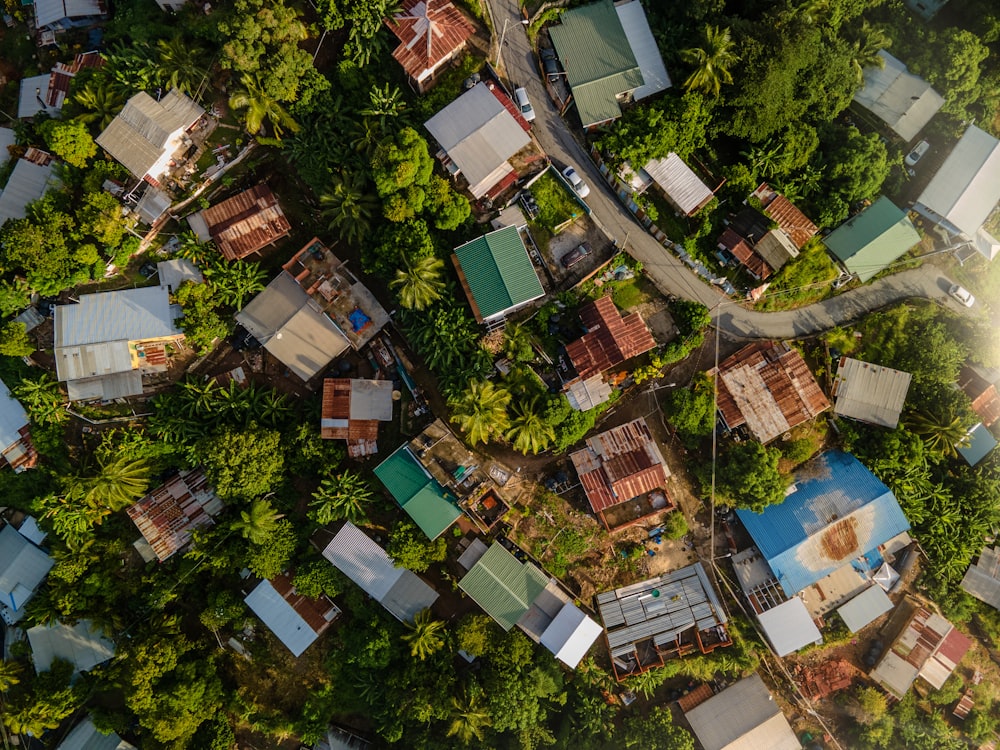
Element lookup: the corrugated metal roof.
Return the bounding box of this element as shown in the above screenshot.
[374,445,461,539]
[157,259,203,292]
[823,197,919,282]
[65,370,144,401]
[126,469,222,560]
[916,125,1000,240]
[0,158,58,226]
[615,0,670,101]
[321,379,393,455]
[192,184,291,261]
[244,579,328,657]
[736,451,910,597]
[854,51,943,141]
[387,0,475,83]
[0,128,14,164]
[135,186,172,224]
[0,379,29,455]
[961,546,1000,610]
[833,357,912,428]
[837,584,893,632]
[958,365,1000,427]
[684,674,799,750]
[425,83,530,193]
[458,543,549,631]
[958,423,997,467]
[752,186,818,250]
[17,74,58,119]
[56,718,135,750]
[757,597,822,656]
[566,295,657,379]
[55,286,179,348]
[754,230,799,272]
[27,620,114,674]
[717,227,771,280]
[872,606,970,697]
[643,155,710,216]
[34,0,105,29]
[565,374,613,411]
[0,524,53,619]
[549,0,644,127]
[452,225,543,321]
[539,601,602,668]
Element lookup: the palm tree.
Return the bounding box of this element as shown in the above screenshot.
[228,74,300,140]
[76,455,151,512]
[681,25,739,97]
[447,688,491,743]
[156,35,208,95]
[907,406,971,458]
[319,171,379,246]
[506,396,555,455]
[741,139,784,179]
[0,659,21,692]
[14,374,66,425]
[449,380,512,446]
[232,498,284,545]
[309,471,375,526]
[391,255,446,311]
[503,322,536,363]
[848,21,891,83]
[204,259,267,309]
[257,390,291,429]
[74,84,126,130]
[402,608,447,660]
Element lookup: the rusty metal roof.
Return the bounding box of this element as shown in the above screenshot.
[320,378,393,457]
[717,228,771,280]
[269,572,340,635]
[752,184,818,249]
[126,468,223,561]
[196,183,291,261]
[715,341,830,443]
[386,0,475,85]
[566,295,656,379]
[959,365,1000,427]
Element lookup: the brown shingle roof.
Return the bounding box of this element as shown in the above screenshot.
[566,296,656,379]
[959,365,1000,427]
[718,228,771,280]
[387,0,476,85]
[714,341,830,443]
[198,184,291,261]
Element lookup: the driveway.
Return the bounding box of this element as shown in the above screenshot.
[486,0,961,339]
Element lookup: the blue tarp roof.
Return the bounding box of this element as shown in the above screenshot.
[958,423,998,467]
[736,451,910,597]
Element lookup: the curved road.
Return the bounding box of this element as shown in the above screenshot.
[488,0,968,338]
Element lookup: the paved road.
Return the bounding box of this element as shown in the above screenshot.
[488,2,964,338]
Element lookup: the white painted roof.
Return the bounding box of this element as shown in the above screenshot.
[853,51,943,141]
[244,579,321,657]
[27,620,115,674]
[642,154,713,215]
[685,673,800,750]
[837,584,893,632]
[757,597,822,656]
[539,601,603,668]
[615,0,670,101]
[34,0,104,28]
[0,158,58,226]
[0,379,28,453]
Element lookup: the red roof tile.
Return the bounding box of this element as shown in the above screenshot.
[386,0,475,85]
[200,184,291,261]
[959,366,1000,427]
[566,296,656,379]
[718,228,771,280]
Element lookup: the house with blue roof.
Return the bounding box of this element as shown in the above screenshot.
[736,452,911,605]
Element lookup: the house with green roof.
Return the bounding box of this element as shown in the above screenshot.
[452,225,545,324]
[823,197,920,283]
[460,543,549,631]
[374,446,462,539]
[549,0,668,130]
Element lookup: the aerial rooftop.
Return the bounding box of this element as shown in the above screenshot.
[566,295,656,380]
[127,468,224,562]
[832,357,912,428]
[187,183,291,261]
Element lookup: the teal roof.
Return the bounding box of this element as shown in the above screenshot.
[549,0,644,127]
[374,446,461,539]
[823,197,920,283]
[453,226,544,321]
[958,423,998,467]
[458,543,549,631]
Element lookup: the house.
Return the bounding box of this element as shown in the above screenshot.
[717,189,811,278]
[756,597,823,656]
[751,183,818,250]
[736,451,911,613]
[684,674,799,750]
[27,620,115,674]
[156,258,204,293]
[0,378,37,472]
[425,82,531,199]
[17,51,103,119]
[53,286,185,401]
[832,357,912,428]
[96,89,204,184]
[312,726,372,750]
[958,365,1000,427]
[823,197,921,282]
[33,0,107,33]
[187,184,292,261]
[569,417,673,530]
[596,563,730,681]
[126,468,224,562]
[458,541,602,668]
[56,718,136,750]
[0,522,54,623]
[957,423,997,467]
[0,150,59,227]
[630,155,714,217]
[134,185,173,225]
[565,375,613,411]
[713,341,831,444]
[905,0,949,21]
[549,0,669,129]
[913,125,1000,260]
[321,379,395,457]
[717,227,772,280]
[451,225,544,325]
[386,0,476,93]
[244,573,341,657]
[853,51,944,142]
[374,444,462,539]
[961,546,1000,610]
[153,0,186,10]
[321,521,439,623]
[565,295,656,381]
[870,600,971,699]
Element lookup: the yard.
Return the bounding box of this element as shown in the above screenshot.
[529,170,585,234]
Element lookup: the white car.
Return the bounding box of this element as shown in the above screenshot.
[905,140,930,168]
[562,166,590,198]
[514,87,535,123]
[949,283,975,307]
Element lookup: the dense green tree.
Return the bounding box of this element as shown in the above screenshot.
[906,405,972,458]
[665,374,715,447]
[711,441,787,511]
[372,127,434,221]
[76,190,126,248]
[681,25,738,96]
[597,92,712,167]
[455,614,501,658]
[14,374,66,425]
[387,521,447,572]
[71,454,151,513]
[156,35,208,94]
[619,705,695,749]
[424,174,471,230]
[0,321,34,356]
[232,497,285,545]
[73,84,126,130]
[292,559,345,599]
[309,470,375,526]
[0,659,21,691]
[174,280,229,354]
[402,608,447,660]
[365,218,436,276]
[39,119,96,168]
[808,124,889,227]
[246,518,298,579]
[0,279,31,318]
[391,255,446,310]
[449,380,512,446]
[229,74,300,140]
[194,424,285,502]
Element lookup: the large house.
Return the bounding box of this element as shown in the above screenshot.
[853,51,943,142]
[0,522,54,623]
[0,149,59,227]
[386,0,476,92]
[823,197,921,282]
[320,378,395,458]
[33,0,107,33]
[187,184,292,261]
[96,89,204,185]
[127,468,223,562]
[913,124,1000,260]
[53,286,185,401]
[244,573,341,657]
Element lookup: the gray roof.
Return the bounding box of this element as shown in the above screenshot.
[34,0,105,28]
[17,74,57,119]
[135,186,172,224]
[348,379,395,420]
[837,584,893,632]
[0,379,29,453]
[0,523,54,619]
[56,718,135,750]
[244,580,323,658]
[757,597,822,656]
[0,158,58,226]
[0,128,15,164]
[615,0,670,101]
[65,371,144,402]
[853,51,943,142]
[961,546,1000,610]
[157,259,204,292]
[424,83,530,196]
[96,89,203,179]
[27,620,115,674]
[833,357,912,428]
[643,154,712,215]
[321,522,438,623]
[235,272,351,382]
[684,673,799,750]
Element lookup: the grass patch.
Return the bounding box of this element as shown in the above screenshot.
[531,171,583,232]
[643,189,688,242]
[753,240,839,311]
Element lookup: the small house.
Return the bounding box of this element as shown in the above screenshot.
[832,357,912,428]
[0,523,54,623]
[961,546,1000,611]
[684,674,799,750]
[0,378,37,472]
[244,573,341,657]
[187,184,291,261]
[958,365,1000,427]
[0,150,59,227]
[853,51,943,142]
[56,718,135,750]
[373,445,461,539]
[27,620,115,675]
[634,154,713,217]
[33,0,107,33]
[565,295,656,381]
[17,52,102,119]
[127,468,223,562]
[823,197,921,282]
[751,183,818,250]
[320,378,395,457]
[386,0,475,93]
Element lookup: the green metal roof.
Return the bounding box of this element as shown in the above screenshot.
[549,0,644,127]
[458,543,549,631]
[823,197,920,283]
[374,446,461,540]
[453,225,544,321]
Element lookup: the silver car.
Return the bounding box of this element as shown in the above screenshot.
[562,166,590,198]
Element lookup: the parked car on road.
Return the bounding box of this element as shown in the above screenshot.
[514,87,535,123]
[540,48,561,82]
[561,242,592,268]
[905,140,930,167]
[562,166,590,198]
[949,283,975,307]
